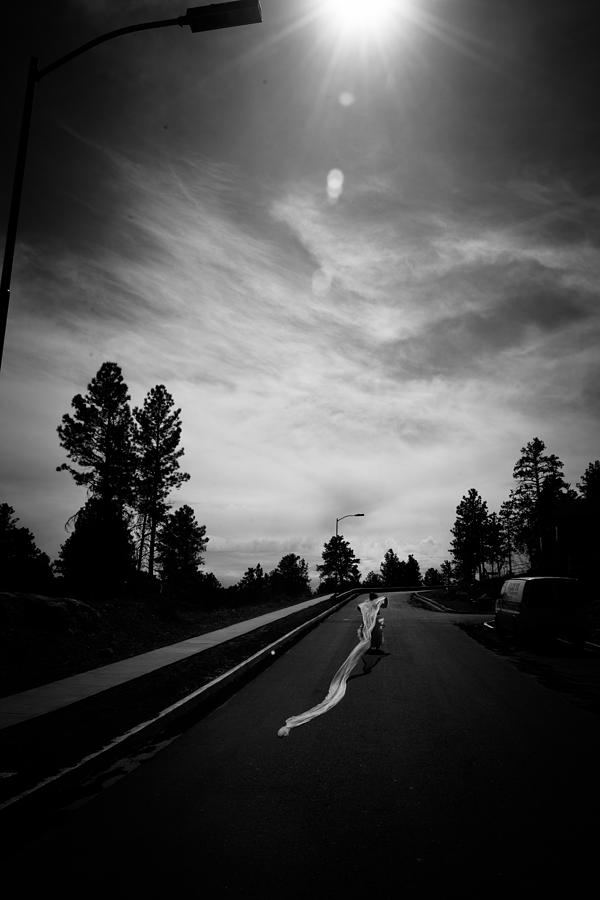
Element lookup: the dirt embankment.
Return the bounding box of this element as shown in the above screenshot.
[0,591,328,697]
[0,591,355,807]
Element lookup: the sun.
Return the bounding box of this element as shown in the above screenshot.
[322,0,407,38]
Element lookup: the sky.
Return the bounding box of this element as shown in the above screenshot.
[1,0,599,587]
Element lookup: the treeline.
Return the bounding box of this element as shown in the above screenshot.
[448,437,599,585]
[2,361,212,603]
[4,376,596,608]
[1,362,336,607]
[313,536,431,592]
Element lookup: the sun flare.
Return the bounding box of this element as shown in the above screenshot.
[322,0,407,38]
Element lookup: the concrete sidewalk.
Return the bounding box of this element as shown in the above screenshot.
[0,593,335,732]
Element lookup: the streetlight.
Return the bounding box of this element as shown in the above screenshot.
[0,1,262,372]
[334,512,364,593]
[336,512,364,537]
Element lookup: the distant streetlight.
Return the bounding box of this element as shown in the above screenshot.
[336,512,365,537]
[0,1,262,372]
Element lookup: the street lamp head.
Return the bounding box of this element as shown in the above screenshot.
[185,1,262,32]
[355,513,365,516]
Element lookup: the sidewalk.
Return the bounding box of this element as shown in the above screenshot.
[0,593,335,732]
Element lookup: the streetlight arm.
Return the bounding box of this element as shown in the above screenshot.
[37,17,186,80]
[0,1,262,372]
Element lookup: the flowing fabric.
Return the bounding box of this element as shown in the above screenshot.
[277,595,387,738]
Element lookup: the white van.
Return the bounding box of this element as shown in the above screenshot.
[495,577,586,648]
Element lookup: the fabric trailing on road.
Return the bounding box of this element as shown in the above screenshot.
[277,595,387,738]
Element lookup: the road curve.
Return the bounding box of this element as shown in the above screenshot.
[4,591,599,896]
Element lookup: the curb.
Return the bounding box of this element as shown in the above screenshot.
[0,589,363,823]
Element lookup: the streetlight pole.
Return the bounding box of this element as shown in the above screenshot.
[0,1,262,372]
[334,512,364,591]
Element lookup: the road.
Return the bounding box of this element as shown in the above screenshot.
[3,591,600,896]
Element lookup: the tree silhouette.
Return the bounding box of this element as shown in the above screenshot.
[574,460,600,584]
[450,488,488,582]
[483,512,505,577]
[156,505,208,586]
[269,554,311,600]
[577,460,600,503]
[440,560,453,591]
[133,385,190,577]
[365,570,382,586]
[498,494,519,576]
[316,535,361,591]
[54,497,134,597]
[231,563,269,605]
[423,567,440,587]
[405,554,422,585]
[0,502,53,592]
[512,437,573,570]
[380,548,404,584]
[57,362,136,511]
[512,437,566,502]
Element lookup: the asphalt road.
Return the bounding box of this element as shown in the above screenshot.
[4,591,600,896]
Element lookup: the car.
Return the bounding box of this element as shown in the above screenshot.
[495,576,588,650]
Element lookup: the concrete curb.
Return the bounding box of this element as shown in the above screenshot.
[0,589,364,822]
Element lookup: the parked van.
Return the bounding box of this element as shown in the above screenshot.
[495,577,587,648]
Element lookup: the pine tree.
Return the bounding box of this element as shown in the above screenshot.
[316,535,361,592]
[499,494,519,576]
[133,385,190,577]
[423,567,441,587]
[156,505,208,586]
[483,512,504,577]
[0,502,53,591]
[577,461,600,504]
[512,437,566,502]
[574,461,600,584]
[450,488,489,582]
[269,554,311,600]
[512,437,573,569]
[57,362,136,510]
[405,554,421,585]
[54,497,134,597]
[440,560,453,591]
[380,548,404,584]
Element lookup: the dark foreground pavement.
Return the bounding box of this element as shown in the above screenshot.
[3,591,599,897]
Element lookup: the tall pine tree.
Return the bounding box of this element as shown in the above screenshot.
[512,437,573,569]
[56,362,136,592]
[133,385,190,577]
[57,361,136,510]
[450,488,488,582]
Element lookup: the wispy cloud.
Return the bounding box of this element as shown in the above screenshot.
[3,134,599,584]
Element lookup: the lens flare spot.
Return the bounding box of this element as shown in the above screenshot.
[327,168,344,203]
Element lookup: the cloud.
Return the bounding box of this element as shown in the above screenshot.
[3,137,599,587]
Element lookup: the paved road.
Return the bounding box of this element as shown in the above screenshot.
[4,592,600,896]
